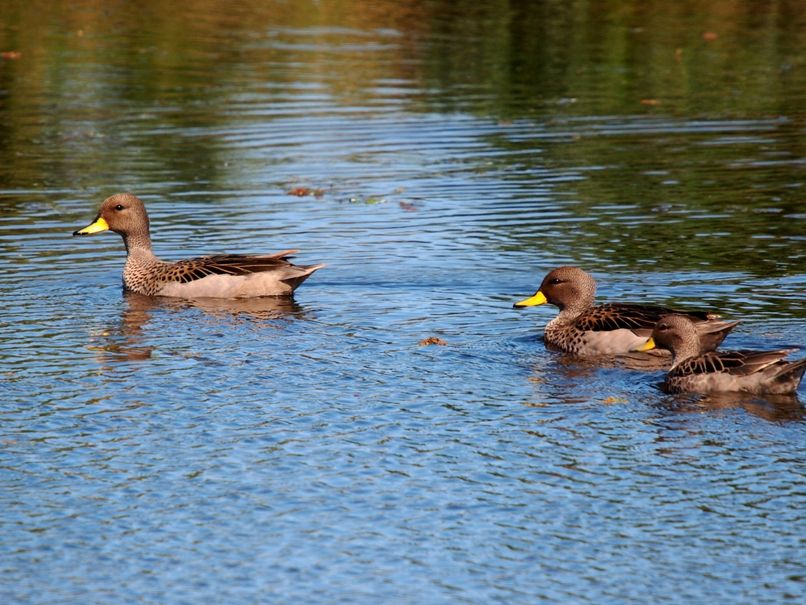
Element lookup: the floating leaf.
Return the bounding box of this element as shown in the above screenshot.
[286,186,326,198]
[287,187,311,196]
[419,336,448,346]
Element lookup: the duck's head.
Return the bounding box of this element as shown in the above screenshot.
[635,314,700,358]
[73,193,150,239]
[513,266,596,312]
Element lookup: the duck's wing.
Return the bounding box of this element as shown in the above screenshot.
[163,250,305,283]
[577,303,722,335]
[576,304,705,332]
[697,320,740,352]
[672,349,796,377]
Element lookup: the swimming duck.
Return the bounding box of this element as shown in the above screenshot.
[636,314,806,394]
[513,266,736,357]
[73,193,324,298]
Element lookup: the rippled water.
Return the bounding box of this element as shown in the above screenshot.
[1,1,805,603]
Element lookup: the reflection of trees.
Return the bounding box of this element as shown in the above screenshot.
[494,119,806,279]
[0,0,802,275]
[412,0,804,117]
[410,1,804,278]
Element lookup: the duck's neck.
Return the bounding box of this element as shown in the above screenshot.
[549,309,577,328]
[669,341,701,369]
[552,296,591,326]
[122,231,157,261]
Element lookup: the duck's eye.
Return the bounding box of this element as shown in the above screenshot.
[114,204,124,211]
[550,278,563,285]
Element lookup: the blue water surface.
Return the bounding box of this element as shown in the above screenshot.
[1,1,804,603]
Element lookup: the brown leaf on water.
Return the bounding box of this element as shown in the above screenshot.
[603,396,628,405]
[702,31,719,41]
[419,336,448,346]
[399,201,418,212]
[287,186,325,198]
[640,98,661,106]
[1,51,22,60]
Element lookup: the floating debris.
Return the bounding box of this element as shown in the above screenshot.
[287,186,325,198]
[419,336,448,346]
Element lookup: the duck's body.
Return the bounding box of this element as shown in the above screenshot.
[637,315,806,395]
[542,301,733,356]
[121,248,321,298]
[514,267,735,358]
[74,193,324,298]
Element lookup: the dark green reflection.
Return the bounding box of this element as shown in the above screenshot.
[0,0,803,276]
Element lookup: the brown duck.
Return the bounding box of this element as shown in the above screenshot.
[513,266,736,357]
[636,314,806,394]
[74,193,324,298]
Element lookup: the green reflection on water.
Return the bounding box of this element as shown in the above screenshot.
[0,0,803,275]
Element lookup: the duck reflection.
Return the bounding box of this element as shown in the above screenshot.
[524,354,803,422]
[658,390,804,423]
[522,354,603,406]
[154,293,305,320]
[87,292,305,364]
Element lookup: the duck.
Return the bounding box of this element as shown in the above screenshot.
[635,314,806,394]
[73,193,325,298]
[513,266,736,357]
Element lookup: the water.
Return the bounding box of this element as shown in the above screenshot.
[1,1,805,603]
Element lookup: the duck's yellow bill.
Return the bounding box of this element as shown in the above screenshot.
[73,216,109,236]
[634,337,656,352]
[513,290,547,308]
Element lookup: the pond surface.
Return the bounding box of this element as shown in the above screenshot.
[1,1,805,603]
